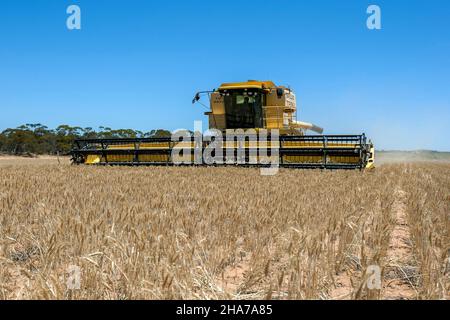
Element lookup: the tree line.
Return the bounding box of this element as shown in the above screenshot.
[0,124,172,155]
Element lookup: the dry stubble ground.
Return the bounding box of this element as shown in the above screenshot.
[0,157,448,299]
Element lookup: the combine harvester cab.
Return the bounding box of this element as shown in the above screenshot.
[71,80,375,170]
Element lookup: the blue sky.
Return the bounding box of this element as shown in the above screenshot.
[0,0,449,150]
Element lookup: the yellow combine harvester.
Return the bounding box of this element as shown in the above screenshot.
[71,80,374,169]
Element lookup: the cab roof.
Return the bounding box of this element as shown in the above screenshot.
[218,80,277,91]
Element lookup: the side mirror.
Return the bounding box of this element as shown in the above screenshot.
[192,92,201,104]
[276,88,284,98]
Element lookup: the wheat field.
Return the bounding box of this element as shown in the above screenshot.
[0,159,448,300]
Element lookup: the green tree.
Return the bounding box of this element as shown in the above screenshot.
[0,124,173,155]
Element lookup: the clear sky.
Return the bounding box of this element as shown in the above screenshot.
[1,0,449,150]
